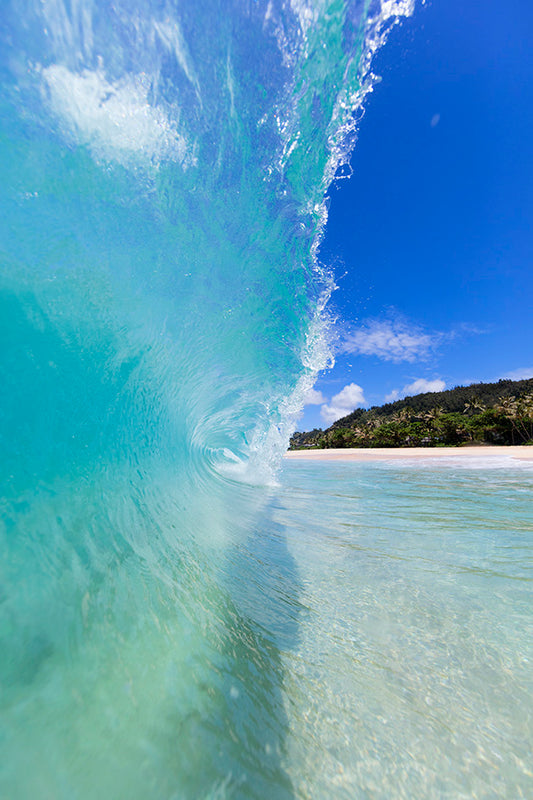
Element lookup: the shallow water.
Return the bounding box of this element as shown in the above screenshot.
[275,460,533,799]
[2,460,532,797]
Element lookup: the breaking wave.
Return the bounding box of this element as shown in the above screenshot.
[0,1,412,796]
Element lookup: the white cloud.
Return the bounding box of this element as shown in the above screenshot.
[321,383,366,425]
[501,367,533,381]
[384,389,400,402]
[342,317,440,363]
[303,387,327,405]
[404,378,446,395]
[385,378,446,403]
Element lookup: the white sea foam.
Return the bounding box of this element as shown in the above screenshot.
[40,64,193,167]
[247,301,335,483]
[393,455,533,471]
[289,0,319,35]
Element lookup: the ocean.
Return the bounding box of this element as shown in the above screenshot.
[1,0,532,797]
[277,457,533,798]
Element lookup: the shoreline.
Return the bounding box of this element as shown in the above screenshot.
[284,445,533,462]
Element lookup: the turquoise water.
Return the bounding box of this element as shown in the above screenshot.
[3,454,532,797]
[2,0,532,797]
[276,459,533,798]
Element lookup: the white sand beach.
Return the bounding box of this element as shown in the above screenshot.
[285,445,533,462]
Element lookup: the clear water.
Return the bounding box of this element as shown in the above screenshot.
[2,456,532,798]
[2,0,532,797]
[276,459,533,799]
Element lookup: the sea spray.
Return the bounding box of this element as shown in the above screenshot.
[0,1,412,796]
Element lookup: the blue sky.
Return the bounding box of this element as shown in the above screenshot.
[300,0,533,431]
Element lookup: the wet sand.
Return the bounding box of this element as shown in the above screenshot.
[285,446,533,462]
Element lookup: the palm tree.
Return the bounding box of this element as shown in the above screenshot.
[424,406,444,422]
[495,396,521,443]
[463,397,486,415]
[510,394,533,443]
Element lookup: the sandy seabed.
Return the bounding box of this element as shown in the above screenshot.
[284,445,533,462]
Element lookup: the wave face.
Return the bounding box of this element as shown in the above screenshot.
[0,1,411,796]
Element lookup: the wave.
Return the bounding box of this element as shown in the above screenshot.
[0,1,412,796]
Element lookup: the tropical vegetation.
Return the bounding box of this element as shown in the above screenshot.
[290,378,533,449]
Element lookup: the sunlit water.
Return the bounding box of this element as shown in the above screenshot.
[2,0,531,797]
[3,457,532,797]
[276,459,533,799]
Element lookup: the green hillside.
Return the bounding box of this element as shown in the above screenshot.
[290,378,533,449]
